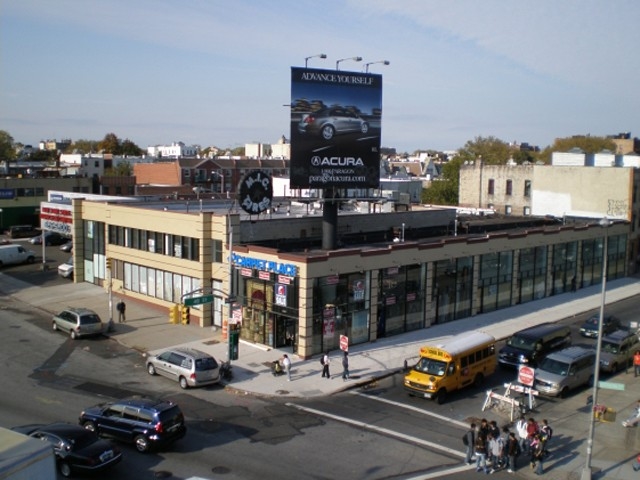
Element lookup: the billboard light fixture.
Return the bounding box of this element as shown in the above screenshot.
[305,53,327,68]
[336,56,362,70]
[364,60,390,73]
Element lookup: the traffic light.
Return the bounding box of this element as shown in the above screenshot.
[169,304,179,324]
[105,257,112,270]
[181,306,190,325]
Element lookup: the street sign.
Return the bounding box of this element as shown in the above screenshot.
[518,365,535,386]
[598,381,625,391]
[184,294,214,306]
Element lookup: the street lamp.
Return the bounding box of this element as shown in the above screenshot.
[304,53,327,68]
[582,216,612,480]
[336,56,362,70]
[364,60,390,73]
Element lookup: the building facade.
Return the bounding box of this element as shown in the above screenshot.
[53,191,630,359]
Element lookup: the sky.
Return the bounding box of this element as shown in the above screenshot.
[1,0,639,153]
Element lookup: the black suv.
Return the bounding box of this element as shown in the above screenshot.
[79,396,186,453]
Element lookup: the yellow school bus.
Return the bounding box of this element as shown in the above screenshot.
[403,331,496,403]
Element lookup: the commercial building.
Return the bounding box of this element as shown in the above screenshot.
[50,185,629,359]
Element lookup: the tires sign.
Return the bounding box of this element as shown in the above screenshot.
[518,365,535,386]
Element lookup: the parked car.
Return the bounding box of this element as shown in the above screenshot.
[0,244,36,267]
[60,240,73,252]
[79,396,186,453]
[11,423,121,478]
[599,329,640,373]
[297,106,369,140]
[58,257,74,279]
[29,231,68,246]
[7,224,39,238]
[498,323,571,368]
[579,314,621,338]
[146,347,220,389]
[52,308,105,339]
[534,346,596,397]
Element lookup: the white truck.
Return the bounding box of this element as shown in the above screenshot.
[0,427,56,480]
[0,244,36,267]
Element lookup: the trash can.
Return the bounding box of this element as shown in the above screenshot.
[229,330,239,360]
[602,408,617,422]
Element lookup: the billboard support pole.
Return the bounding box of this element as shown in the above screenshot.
[322,188,338,250]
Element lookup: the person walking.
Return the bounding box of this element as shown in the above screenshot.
[634,350,640,377]
[516,415,529,455]
[540,419,553,455]
[321,351,331,379]
[282,354,291,381]
[341,351,349,381]
[488,432,504,473]
[531,435,545,475]
[116,300,126,323]
[464,423,476,465]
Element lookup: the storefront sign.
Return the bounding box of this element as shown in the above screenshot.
[386,296,396,305]
[231,253,298,277]
[258,271,271,280]
[406,292,416,301]
[324,274,339,285]
[387,266,399,275]
[353,279,365,301]
[278,275,291,285]
[241,268,253,277]
[238,170,273,214]
[275,284,287,306]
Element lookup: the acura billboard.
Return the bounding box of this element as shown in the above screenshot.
[290,67,382,189]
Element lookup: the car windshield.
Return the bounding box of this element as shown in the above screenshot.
[195,357,218,371]
[413,357,448,376]
[79,314,101,325]
[538,358,570,376]
[506,335,536,351]
[585,318,598,326]
[601,341,620,354]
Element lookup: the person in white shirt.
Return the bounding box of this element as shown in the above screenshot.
[282,354,291,381]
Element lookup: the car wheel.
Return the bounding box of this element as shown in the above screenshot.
[147,363,156,375]
[612,363,619,373]
[26,256,34,264]
[59,461,72,478]
[82,421,97,433]
[135,435,150,453]
[70,330,77,340]
[321,125,335,140]
[360,122,369,134]
[179,376,189,389]
[436,388,447,404]
[52,321,58,331]
[559,387,570,398]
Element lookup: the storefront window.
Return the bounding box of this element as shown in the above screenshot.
[478,251,513,313]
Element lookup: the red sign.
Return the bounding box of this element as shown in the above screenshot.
[518,365,535,387]
[340,335,349,352]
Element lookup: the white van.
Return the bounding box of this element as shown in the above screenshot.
[0,244,36,267]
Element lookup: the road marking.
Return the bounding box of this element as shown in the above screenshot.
[285,402,465,458]
[350,391,470,428]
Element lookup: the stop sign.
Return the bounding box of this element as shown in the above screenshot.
[518,365,535,386]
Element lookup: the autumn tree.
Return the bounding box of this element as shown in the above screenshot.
[65,139,99,154]
[539,135,616,163]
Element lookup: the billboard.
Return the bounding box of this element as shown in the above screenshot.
[290,67,382,189]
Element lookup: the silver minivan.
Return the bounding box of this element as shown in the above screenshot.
[599,330,640,373]
[52,307,105,339]
[146,347,220,389]
[534,346,596,398]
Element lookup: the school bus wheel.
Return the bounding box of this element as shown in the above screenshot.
[473,373,485,388]
[436,389,447,404]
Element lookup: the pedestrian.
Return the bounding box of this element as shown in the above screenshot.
[530,435,545,475]
[516,415,529,455]
[488,432,504,474]
[540,419,553,454]
[571,276,577,292]
[622,399,640,427]
[282,354,291,381]
[500,426,511,469]
[479,418,490,439]
[463,423,476,465]
[341,351,349,381]
[634,350,640,377]
[507,431,520,473]
[321,351,331,379]
[116,300,126,323]
[526,418,539,450]
[475,431,489,474]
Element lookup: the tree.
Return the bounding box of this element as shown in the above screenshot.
[0,130,16,161]
[421,157,463,205]
[98,133,120,154]
[539,135,616,163]
[455,136,513,165]
[121,139,143,156]
[65,139,99,154]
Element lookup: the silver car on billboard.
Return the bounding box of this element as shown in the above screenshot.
[297,106,369,140]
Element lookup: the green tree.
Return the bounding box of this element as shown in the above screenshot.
[421,157,463,205]
[65,139,99,154]
[121,139,143,156]
[0,130,16,161]
[104,161,132,176]
[455,136,513,165]
[539,135,616,163]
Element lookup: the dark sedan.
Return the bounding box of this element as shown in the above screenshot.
[29,231,68,246]
[60,240,73,252]
[580,314,621,338]
[11,423,122,477]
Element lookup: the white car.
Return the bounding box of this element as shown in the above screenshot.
[58,257,74,278]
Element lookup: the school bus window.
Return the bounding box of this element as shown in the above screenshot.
[475,351,481,362]
[461,356,468,368]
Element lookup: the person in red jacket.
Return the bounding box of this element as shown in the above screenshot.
[526,418,539,449]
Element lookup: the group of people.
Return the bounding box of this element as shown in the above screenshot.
[464,416,552,475]
[272,349,351,382]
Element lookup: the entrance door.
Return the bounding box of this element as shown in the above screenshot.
[275,316,297,352]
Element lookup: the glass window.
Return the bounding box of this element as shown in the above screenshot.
[506,179,512,195]
[488,179,495,195]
